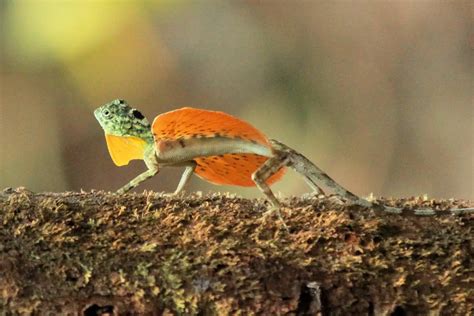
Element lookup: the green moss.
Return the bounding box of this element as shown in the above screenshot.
[0,188,472,314]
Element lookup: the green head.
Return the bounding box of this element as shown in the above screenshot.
[94,99,153,142]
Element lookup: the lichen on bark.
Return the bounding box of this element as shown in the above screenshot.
[0,187,472,315]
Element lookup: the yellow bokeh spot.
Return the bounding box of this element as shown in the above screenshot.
[4,1,179,64]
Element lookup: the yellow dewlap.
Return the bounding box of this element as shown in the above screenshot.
[105,134,147,166]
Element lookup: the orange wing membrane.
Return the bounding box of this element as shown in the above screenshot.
[152,107,269,144]
[152,107,285,186]
[195,154,284,186]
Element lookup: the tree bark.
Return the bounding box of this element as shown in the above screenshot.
[0,188,472,315]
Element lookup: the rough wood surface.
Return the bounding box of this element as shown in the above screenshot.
[0,187,472,315]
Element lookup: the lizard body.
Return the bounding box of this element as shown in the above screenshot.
[94,99,474,219]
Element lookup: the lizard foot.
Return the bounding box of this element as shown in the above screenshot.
[261,205,289,232]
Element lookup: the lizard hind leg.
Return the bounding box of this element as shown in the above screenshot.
[269,139,371,207]
[251,152,290,230]
[269,139,326,196]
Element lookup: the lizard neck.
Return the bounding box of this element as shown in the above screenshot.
[142,132,154,147]
[129,123,154,145]
[120,125,154,147]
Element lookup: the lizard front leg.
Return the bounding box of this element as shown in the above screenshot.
[117,146,159,194]
[173,161,197,195]
[117,168,159,194]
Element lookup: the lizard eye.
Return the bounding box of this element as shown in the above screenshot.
[102,109,111,117]
[132,109,145,120]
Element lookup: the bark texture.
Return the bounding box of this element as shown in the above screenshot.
[0,187,472,315]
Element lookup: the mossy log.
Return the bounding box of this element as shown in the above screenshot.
[0,188,472,315]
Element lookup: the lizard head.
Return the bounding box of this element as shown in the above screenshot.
[94,99,152,140]
[95,99,154,166]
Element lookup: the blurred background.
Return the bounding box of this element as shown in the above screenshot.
[1,1,472,200]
